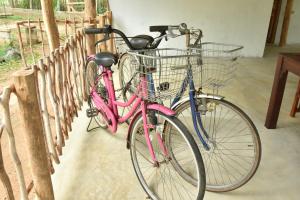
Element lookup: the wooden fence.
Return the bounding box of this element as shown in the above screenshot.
[0,11,114,200]
[16,11,114,68]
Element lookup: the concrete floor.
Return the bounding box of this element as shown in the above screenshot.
[52,45,300,200]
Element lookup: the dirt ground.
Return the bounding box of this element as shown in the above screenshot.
[0,97,33,200]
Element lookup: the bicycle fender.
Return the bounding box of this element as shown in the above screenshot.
[171,94,224,110]
[148,104,176,116]
[87,54,96,62]
[117,53,129,68]
[126,104,176,149]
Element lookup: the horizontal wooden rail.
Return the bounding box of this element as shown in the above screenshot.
[67,2,84,5]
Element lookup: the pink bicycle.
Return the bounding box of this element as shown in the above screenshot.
[84,26,205,200]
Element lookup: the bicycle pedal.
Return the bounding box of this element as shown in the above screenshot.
[157,82,170,91]
[86,108,99,118]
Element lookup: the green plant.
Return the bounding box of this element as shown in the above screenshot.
[0,45,7,58]
[53,0,58,10]
[5,15,23,20]
[16,0,41,9]
[0,42,15,56]
[97,0,108,14]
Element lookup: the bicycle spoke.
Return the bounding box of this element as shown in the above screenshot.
[175,98,261,191]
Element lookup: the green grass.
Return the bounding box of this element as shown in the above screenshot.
[0,42,42,83]
[0,15,35,25]
[0,41,18,58]
[0,43,14,59]
[0,59,22,71]
[0,49,41,83]
[4,15,24,20]
[0,45,6,57]
[0,43,21,73]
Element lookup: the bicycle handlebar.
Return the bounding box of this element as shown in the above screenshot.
[149,23,188,34]
[84,23,203,50]
[85,25,164,50]
[84,25,135,49]
[149,23,203,46]
[84,27,111,34]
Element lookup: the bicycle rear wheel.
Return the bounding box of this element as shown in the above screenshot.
[174,97,261,192]
[84,59,108,128]
[129,110,206,200]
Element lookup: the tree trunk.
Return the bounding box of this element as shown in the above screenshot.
[41,0,60,51]
[84,0,97,55]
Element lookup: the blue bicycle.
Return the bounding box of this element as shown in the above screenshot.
[118,24,261,192]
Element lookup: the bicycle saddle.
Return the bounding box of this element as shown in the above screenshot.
[95,52,118,68]
[130,35,154,50]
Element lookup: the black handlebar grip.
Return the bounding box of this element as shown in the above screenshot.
[84,28,105,34]
[84,25,112,34]
[149,26,169,32]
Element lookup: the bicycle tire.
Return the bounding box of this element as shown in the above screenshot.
[174,97,261,192]
[129,109,206,199]
[118,53,137,122]
[84,59,108,128]
[118,53,135,92]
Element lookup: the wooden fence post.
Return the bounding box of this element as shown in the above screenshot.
[1,86,28,200]
[84,0,97,55]
[98,15,107,52]
[0,125,15,200]
[13,68,54,200]
[106,11,114,53]
[16,23,27,68]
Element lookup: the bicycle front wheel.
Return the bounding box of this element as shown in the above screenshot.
[174,97,261,192]
[129,110,206,200]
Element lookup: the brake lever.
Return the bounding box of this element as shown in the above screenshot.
[168,26,178,38]
[192,29,203,45]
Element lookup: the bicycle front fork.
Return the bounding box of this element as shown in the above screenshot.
[141,101,169,166]
[189,90,211,151]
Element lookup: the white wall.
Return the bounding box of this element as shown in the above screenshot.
[287,0,300,44]
[110,0,273,57]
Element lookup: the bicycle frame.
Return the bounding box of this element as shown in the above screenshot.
[148,67,211,150]
[89,62,175,163]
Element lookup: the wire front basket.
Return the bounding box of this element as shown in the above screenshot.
[125,43,242,101]
[189,42,243,91]
[127,48,202,101]
[115,37,128,55]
